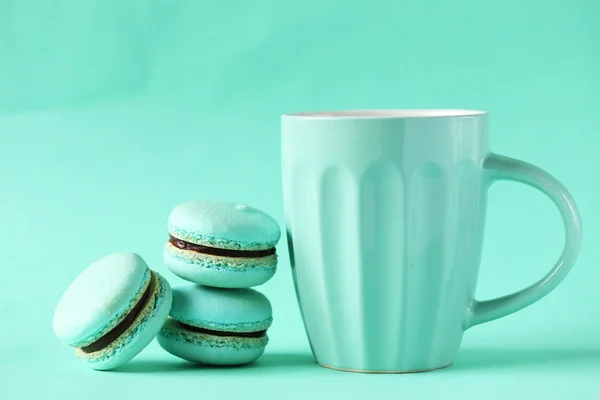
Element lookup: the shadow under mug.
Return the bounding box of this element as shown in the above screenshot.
[281,109,581,373]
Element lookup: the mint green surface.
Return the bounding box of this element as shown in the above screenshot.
[282,111,581,372]
[1,1,599,398]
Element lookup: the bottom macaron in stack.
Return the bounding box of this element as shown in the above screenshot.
[158,200,281,365]
[157,285,272,365]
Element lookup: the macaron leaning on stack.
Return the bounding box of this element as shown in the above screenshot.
[160,200,280,365]
[52,253,173,370]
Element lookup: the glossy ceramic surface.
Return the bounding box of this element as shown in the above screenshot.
[281,110,582,373]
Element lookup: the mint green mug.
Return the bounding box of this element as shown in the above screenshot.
[281,110,582,373]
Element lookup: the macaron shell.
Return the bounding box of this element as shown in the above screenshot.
[164,245,276,288]
[53,252,150,347]
[169,285,272,332]
[76,272,173,370]
[167,200,281,249]
[157,319,267,365]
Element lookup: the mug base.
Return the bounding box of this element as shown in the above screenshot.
[318,362,452,374]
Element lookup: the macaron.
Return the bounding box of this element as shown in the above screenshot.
[52,252,173,370]
[164,200,281,288]
[157,284,272,365]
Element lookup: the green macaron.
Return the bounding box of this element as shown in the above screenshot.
[52,252,172,370]
[164,200,281,288]
[157,284,272,365]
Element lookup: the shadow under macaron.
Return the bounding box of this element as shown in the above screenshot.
[111,350,318,374]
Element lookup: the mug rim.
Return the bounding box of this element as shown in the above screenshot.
[282,109,487,119]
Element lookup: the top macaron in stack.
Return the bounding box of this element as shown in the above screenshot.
[163,200,281,289]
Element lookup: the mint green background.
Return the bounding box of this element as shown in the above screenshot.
[1,1,599,399]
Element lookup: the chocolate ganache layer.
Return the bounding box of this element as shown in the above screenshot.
[80,273,155,354]
[174,320,267,338]
[168,235,276,258]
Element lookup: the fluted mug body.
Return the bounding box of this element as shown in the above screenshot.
[281,110,581,373]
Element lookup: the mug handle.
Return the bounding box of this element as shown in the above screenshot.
[466,153,582,328]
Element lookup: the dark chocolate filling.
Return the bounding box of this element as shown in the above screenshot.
[175,321,267,338]
[168,235,276,258]
[80,273,155,354]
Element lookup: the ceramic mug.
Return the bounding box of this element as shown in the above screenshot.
[281,110,581,373]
